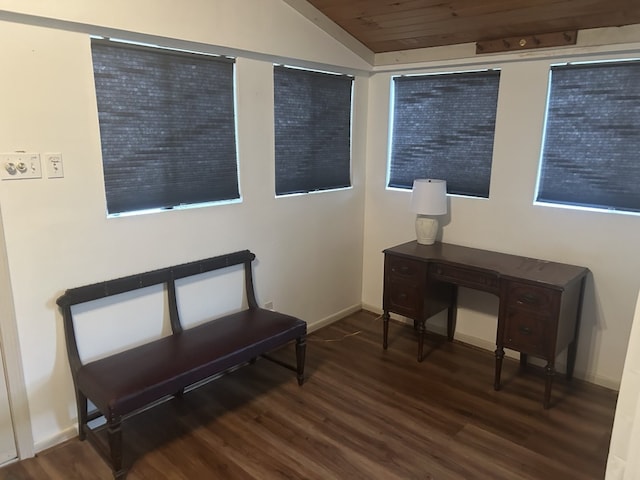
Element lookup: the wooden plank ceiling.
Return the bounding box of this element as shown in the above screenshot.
[305,0,640,53]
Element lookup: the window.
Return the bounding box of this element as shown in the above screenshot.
[388,70,501,197]
[91,39,239,216]
[537,60,640,214]
[273,65,353,196]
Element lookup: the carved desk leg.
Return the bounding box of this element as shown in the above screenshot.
[383,311,390,350]
[494,345,505,390]
[296,336,306,386]
[566,276,586,382]
[447,285,458,342]
[544,362,555,409]
[566,340,578,381]
[417,319,426,362]
[520,353,528,369]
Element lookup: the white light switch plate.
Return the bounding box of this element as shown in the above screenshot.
[1,153,42,180]
[44,153,64,178]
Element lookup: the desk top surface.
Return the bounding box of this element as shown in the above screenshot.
[384,241,589,288]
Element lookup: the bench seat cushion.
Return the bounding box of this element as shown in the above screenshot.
[76,308,306,419]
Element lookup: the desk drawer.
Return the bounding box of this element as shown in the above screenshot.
[429,263,499,293]
[386,278,423,317]
[507,282,554,312]
[387,256,425,280]
[503,309,551,357]
[384,256,426,318]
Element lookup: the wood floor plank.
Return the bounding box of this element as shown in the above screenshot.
[0,310,617,479]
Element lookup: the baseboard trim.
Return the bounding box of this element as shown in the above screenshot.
[34,426,77,454]
[307,303,362,334]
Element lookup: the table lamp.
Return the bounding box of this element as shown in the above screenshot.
[410,179,447,245]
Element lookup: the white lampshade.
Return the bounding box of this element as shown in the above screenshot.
[410,179,447,215]
[410,179,447,245]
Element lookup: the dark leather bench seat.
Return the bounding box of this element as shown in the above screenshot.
[79,309,306,419]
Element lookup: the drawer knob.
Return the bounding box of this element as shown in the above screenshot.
[518,326,533,336]
[391,265,411,275]
[517,293,539,305]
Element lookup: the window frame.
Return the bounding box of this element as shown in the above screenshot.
[91,37,241,217]
[387,68,501,199]
[273,64,354,197]
[534,58,640,216]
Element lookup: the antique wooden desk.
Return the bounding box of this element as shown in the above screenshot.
[382,241,589,408]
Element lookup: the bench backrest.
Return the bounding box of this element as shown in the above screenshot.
[56,250,258,375]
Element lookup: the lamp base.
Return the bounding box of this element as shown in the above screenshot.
[415,216,438,245]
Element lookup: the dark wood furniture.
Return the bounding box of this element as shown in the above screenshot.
[382,241,588,408]
[56,250,307,480]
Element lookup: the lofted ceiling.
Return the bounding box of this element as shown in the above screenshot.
[304,0,640,53]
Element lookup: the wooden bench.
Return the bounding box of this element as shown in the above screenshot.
[56,250,307,479]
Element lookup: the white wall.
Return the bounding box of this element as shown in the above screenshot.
[0,0,368,451]
[0,0,372,72]
[362,33,640,390]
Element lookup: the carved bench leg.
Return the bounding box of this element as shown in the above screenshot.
[296,336,306,386]
[107,416,126,479]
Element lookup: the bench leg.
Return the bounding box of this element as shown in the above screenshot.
[107,416,126,479]
[76,389,88,441]
[296,336,306,386]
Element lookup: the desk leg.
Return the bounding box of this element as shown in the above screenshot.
[383,311,389,350]
[566,276,586,382]
[520,353,528,369]
[544,363,555,409]
[494,346,504,390]
[417,319,426,362]
[447,285,458,341]
[566,341,577,381]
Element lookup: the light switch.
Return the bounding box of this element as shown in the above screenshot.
[1,153,42,180]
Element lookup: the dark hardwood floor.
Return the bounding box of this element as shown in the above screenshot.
[0,310,617,479]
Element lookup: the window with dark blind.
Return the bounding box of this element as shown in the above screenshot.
[388,70,501,197]
[91,39,239,216]
[537,60,640,214]
[273,65,353,196]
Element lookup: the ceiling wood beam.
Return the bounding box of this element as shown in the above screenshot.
[476,30,577,54]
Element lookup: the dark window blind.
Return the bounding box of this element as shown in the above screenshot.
[91,39,239,215]
[537,61,640,213]
[274,65,353,195]
[389,71,501,197]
